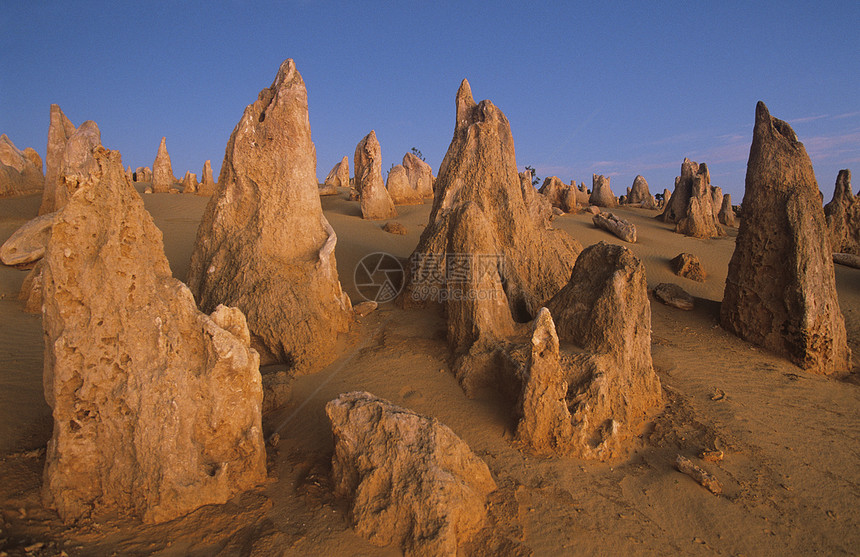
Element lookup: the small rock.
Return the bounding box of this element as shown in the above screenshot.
[654,283,694,310]
[353,300,378,317]
[676,455,722,495]
[382,221,407,235]
[701,449,724,462]
[585,206,600,215]
[593,211,637,242]
[670,253,706,282]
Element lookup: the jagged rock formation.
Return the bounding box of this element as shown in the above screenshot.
[718,193,736,227]
[198,160,216,195]
[187,59,352,373]
[626,175,658,209]
[321,156,348,195]
[0,135,43,198]
[824,169,859,255]
[181,171,198,194]
[520,171,553,229]
[593,212,637,242]
[589,174,617,208]
[0,211,54,266]
[402,152,434,198]
[354,131,396,219]
[659,188,672,209]
[41,145,266,524]
[51,122,102,212]
[152,137,174,193]
[39,105,77,214]
[660,158,724,238]
[539,176,578,213]
[400,79,581,394]
[134,166,152,182]
[721,101,850,376]
[512,242,663,460]
[386,164,422,205]
[326,391,496,556]
[670,253,706,282]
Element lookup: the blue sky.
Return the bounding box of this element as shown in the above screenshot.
[1,1,858,200]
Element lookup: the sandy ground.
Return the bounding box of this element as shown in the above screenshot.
[0,188,858,556]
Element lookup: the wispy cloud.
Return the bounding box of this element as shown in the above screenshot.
[789,114,829,124]
[832,111,860,120]
[803,130,860,161]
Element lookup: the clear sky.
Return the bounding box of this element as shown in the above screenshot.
[1,1,858,201]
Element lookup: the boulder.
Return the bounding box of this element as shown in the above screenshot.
[589,174,617,207]
[355,131,396,219]
[660,158,724,238]
[326,391,496,555]
[198,160,216,195]
[402,151,434,198]
[41,146,266,524]
[654,283,694,310]
[824,169,859,255]
[134,166,152,182]
[181,171,198,194]
[0,211,55,266]
[585,205,600,215]
[386,164,422,205]
[718,193,736,227]
[627,175,658,209]
[39,104,77,214]
[516,242,664,460]
[321,155,349,195]
[187,59,353,374]
[382,221,407,235]
[353,300,378,317]
[400,79,581,395]
[592,211,637,242]
[151,137,174,193]
[0,135,43,199]
[670,253,706,282]
[721,102,850,376]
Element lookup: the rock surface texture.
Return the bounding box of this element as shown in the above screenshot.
[400,79,581,394]
[151,137,174,193]
[39,105,77,214]
[824,170,859,255]
[0,135,44,198]
[721,102,850,376]
[660,158,725,238]
[187,59,352,373]
[355,131,396,219]
[539,176,577,213]
[41,145,266,524]
[326,391,497,556]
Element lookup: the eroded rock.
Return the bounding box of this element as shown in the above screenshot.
[824,169,859,255]
[660,158,724,238]
[39,105,77,214]
[355,131,396,219]
[654,282,694,310]
[626,175,658,209]
[327,391,496,556]
[151,137,174,193]
[670,253,706,282]
[198,160,216,195]
[41,146,266,524]
[0,211,55,266]
[386,164,422,205]
[589,174,617,208]
[187,59,352,374]
[718,193,736,227]
[721,102,850,376]
[593,211,636,242]
[321,156,349,195]
[0,135,43,198]
[181,171,198,194]
[402,152,434,198]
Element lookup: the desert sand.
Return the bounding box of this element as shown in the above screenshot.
[1,185,858,555]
